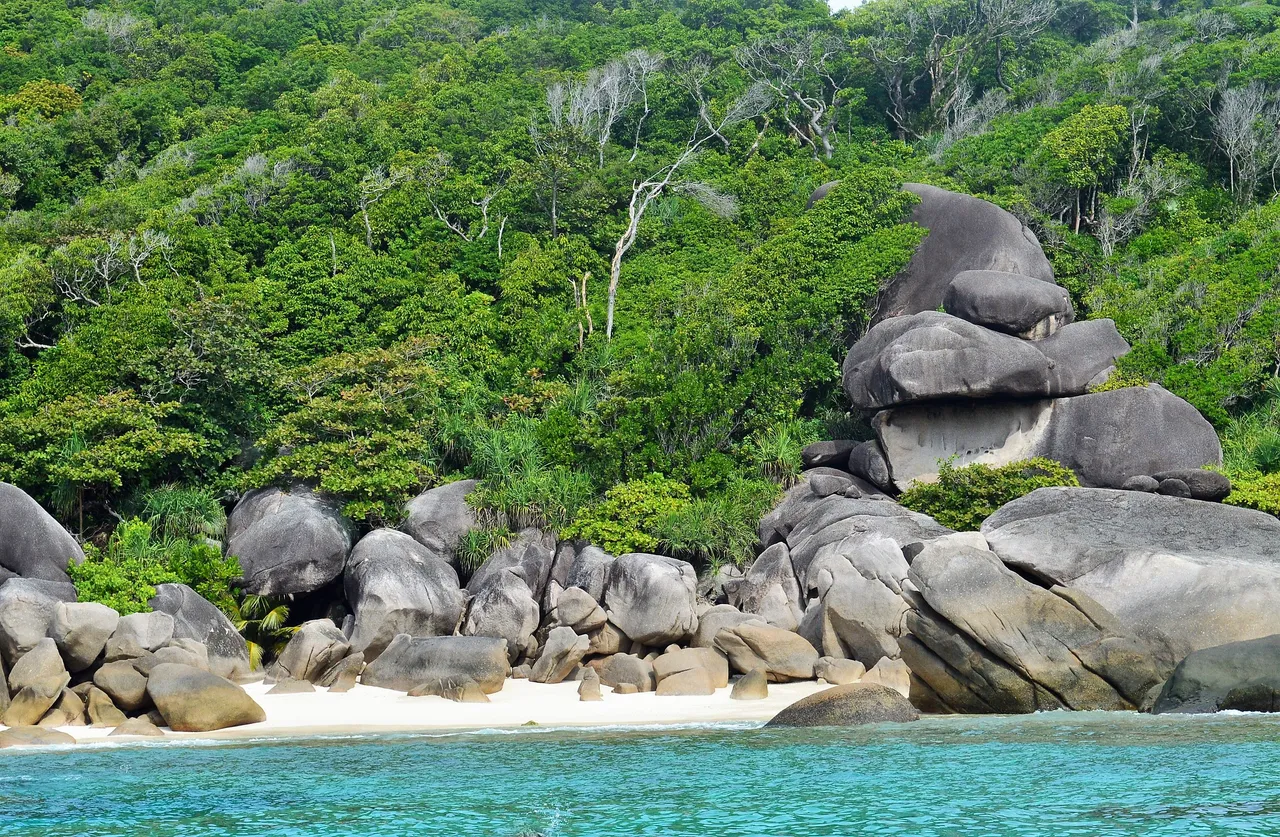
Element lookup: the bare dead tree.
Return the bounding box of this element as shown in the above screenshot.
[126,229,171,283]
[736,32,845,159]
[625,50,663,162]
[1097,157,1186,256]
[1213,82,1270,200]
[418,151,503,242]
[357,165,413,247]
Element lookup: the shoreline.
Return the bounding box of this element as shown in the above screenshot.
[2,678,833,746]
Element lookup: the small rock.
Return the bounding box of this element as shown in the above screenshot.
[1157,478,1191,498]
[599,653,656,692]
[316,653,364,691]
[730,668,769,701]
[511,664,532,680]
[578,669,603,702]
[655,667,715,696]
[860,657,911,699]
[109,717,165,738]
[1153,469,1232,502]
[809,473,853,498]
[802,440,858,470]
[766,683,920,727]
[816,657,866,685]
[613,683,638,695]
[266,678,316,695]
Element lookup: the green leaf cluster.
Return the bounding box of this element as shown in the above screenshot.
[899,458,1081,532]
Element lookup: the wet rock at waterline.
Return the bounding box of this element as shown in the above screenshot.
[766,683,920,727]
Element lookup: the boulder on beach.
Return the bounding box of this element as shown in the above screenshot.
[0,578,77,667]
[81,684,126,727]
[93,660,151,712]
[272,619,351,683]
[3,639,69,726]
[653,647,729,689]
[226,486,355,596]
[816,657,866,686]
[713,622,818,682]
[530,627,590,684]
[407,678,490,702]
[50,602,119,672]
[0,482,84,583]
[399,480,478,568]
[603,554,698,646]
[0,726,76,748]
[110,716,165,737]
[691,605,763,649]
[598,653,656,692]
[1152,635,1280,714]
[766,683,921,727]
[655,666,715,696]
[149,583,252,681]
[462,531,556,662]
[546,587,607,634]
[146,663,266,732]
[361,634,510,693]
[731,668,769,701]
[344,529,464,660]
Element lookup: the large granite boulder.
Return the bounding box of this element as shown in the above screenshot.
[847,441,892,491]
[50,602,118,672]
[361,634,510,693]
[1153,635,1280,714]
[399,480,478,569]
[876,183,1055,320]
[842,312,1124,411]
[652,647,730,689]
[901,535,1178,713]
[598,653,656,692]
[766,683,920,727]
[530,627,589,684]
[803,536,913,665]
[983,488,1280,655]
[728,543,804,632]
[344,529,464,660]
[564,545,614,603]
[713,622,818,682]
[0,482,83,583]
[545,587,606,634]
[466,529,557,603]
[801,440,859,470]
[147,663,266,731]
[603,554,698,646]
[691,605,763,648]
[149,584,252,681]
[7,638,69,699]
[93,660,151,712]
[0,726,76,747]
[943,270,1073,338]
[461,572,541,664]
[272,619,350,683]
[0,578,77,667]
[226,487,355,596]
[875,385,1221,490]
[109,612,174,655]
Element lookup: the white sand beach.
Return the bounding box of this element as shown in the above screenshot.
[36,678,833,744]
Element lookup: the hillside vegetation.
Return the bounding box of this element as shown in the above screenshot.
[0,0,1276,579]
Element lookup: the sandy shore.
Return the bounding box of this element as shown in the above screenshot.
[18,678,832,744]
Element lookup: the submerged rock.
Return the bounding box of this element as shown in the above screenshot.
[1153,635,1280,714]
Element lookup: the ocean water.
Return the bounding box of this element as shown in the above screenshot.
[2,712,1279,836]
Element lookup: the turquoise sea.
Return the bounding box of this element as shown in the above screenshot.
[2,712,1278,836]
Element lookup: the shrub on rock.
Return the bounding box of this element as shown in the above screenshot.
[898,458,1079,531]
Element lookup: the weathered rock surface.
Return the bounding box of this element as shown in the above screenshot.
[1153,635,1280,714]
[0,579,77,667]
[652,647,729,689]
[110,716,165,737]
[149,584,252,681]
[147,663,266,731]
[344,529,464,660]
[154,640,209,671]
[272,619,351,683]
[714,623,819,682]
[728,543,804,632]
[598,653,656,692]
[407,677,489,702]
[399,480,478,568]
[983,488,1280,655]
[108,612,174,655]
[83,685,126,726]
[94,660,151,712]
[767,683,920,727]
[875,386,1222,490]
[547,587,606,634]
[802,440,859,470]
[530,627,590,684]
[226,487,355,596]
[564,545,614,603]
[462,531,555,662]
[802,535,912,665]
[877,183,1056,320]
[943,270,1073,338]
[361,634,510,693]
[267,678,315,695]
[0,726,76,747]
[860,657,911,699]
[0,483,84,583]
[578,668,603,701]
[50,602,118,672]
[603,554,698,646]
[1152,469,1232,502]
[731,668,769,700]
[655,666,715,696]
[847,441,892,491]
[317,652,364,692]
[691,605,763,649]
[8,638,68,694]
[816,657,866,685]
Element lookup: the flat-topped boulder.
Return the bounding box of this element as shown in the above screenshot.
[0,482,83,583]
[361,634,510,693]
[345,529,464,660]
[226,486,355,596]
[983,487,1280,655]
[943,270,1073,338]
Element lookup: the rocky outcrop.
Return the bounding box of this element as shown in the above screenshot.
[983,488,1280,655]
[149,584,252,681]
[766,683,920,727]
[226,487,355,596]
[0,483,84,583]
[461,530,556,662]
[564,545,614,603]
[603,554,698,646]
[361,634,510,693]
[399,480,478,569]
[50,602,118,672]
[147,663,266,731]
[1152,635,1280,714]
[0,578,77,667]
[344,529,464,660]
[714,623,818,682]
[727,543,803,632]
[272,620,351,683]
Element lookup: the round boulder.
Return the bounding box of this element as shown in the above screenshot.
[943,270,1073,338]
[399,480,478,569]
[603,554,698,646]
[146,663,266,732]
[0,578,77,667]
[766,683,920,727]
[51,602,119,672]
[226,487,355,596]
[0,482,84,583]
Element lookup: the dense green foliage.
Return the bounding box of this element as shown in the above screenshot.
[899,458,1081,531]
[1,0,1278,584]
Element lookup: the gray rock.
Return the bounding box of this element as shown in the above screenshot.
[0,482,83,583]
[1157,478,1191,498]
[407,677,489,702]
[983,487,1280,655]
[548,587,606,634]
[847,440,892,491]
[147,663,266,731]
[875,385,1222,491]
[802,440,859,470]
[107,612,174,658]
[877,183,1055,321]
[154,640,210,671]
[603,554,698,646]
[1122,475,1159,492]
[598,653,655,692]
[0,579,76,667]
[149,584,252,682]
[809,473,853,498]
[266,678,315,695]
[466,529,557,602]
[344,529,464,661]
[1036,319,1130,392]
[652,647,730,689]
[655,666,715,696]
[110,717,165,737]
[461,570,541,664]
[50,602,118,672]
[767,683,921,726]
[360,634,510,693]
[943,270,1073,337]
[93,660,150,712]
[530,627,590,684]
[1153,635,1280,714]
[226,486,355,596]
[1154,469,1231,502]
[728,543,804,633]
[564,545,614,603]
[714,623,819,682]
[691,605,764,649]
[731,668,769,700]
[757,481,828,547]
[272,619,351,683]
[399,480,478,568]
[587,621,627,656]
[8,639,69,698]
[316,652,364,691]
